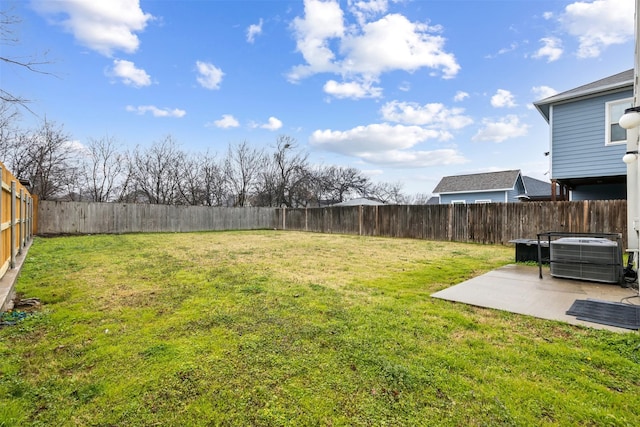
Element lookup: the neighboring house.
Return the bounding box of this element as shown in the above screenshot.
[426,196,440,205]
[432,170,553,204]
[534,69,632,201]
[332,197,385,206]
[519,176,559,202]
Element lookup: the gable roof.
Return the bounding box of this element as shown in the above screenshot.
[534,69,633,122]
[433,170,521,194]
[426,196,440,205]
[521,176,553,199]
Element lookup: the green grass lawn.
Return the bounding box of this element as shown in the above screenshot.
[1,231,639,426]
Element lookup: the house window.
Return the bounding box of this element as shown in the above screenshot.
[451,200,466,205]
[606,98,633,145]
[475,199,491,204]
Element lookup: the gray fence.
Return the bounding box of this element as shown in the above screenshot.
[37,200,628,247]
[37,201,277,235]
[276,200,628,246]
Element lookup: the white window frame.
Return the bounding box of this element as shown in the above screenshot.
[451,200,466,205]
[605,98,633,146]
[475,199,491,204]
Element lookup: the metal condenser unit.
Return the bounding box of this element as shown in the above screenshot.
[549,237,622,284]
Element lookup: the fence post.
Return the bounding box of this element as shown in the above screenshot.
[26,196,31,241]
[374,205,379,236]
[18,188,24,253]
[10,181,16,269]
[359,205,363,236]
[282,207,286,230]
[0,166,3,271]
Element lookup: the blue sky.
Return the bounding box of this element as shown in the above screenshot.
[2,0,636,196]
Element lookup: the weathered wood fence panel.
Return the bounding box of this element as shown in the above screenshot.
[277,200,628,247]
[37,200,628,247]
[38,201,278,235]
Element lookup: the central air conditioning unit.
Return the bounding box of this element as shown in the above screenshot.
[550,237,622,284]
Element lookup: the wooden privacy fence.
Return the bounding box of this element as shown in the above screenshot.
[0,161,35,281]
[276,200,629,247]
[36,200,628,247]
[37,201,278,235]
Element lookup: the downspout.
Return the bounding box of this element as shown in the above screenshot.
[623,0,640,272]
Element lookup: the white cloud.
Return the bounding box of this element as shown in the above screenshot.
[361,168,384,177]
[532,85,557,101]
[380,101,473,130]
[559,0,633,58]
[64,139,90,156]
[453,91,469,102]
[340,13,460,79]
[349,0,390,25]
[359,148,468,167]
[196,61,224,90]
[247,18,263,43]
[289,1,459,83]
[309,123,466,167]
[398,81,411,92]
[32,0,153,56]
[472,115,529,143]
[533,37,563,62]
[211,114,240,129]
[491,89,517,108]
[289,0,345,80]
[109,59,151,87]
[311,123,440,152]
[486,42,519,59]
[323,79,383,99]
[261,117,283,131]
[125,105,186,118]
[498,42,519,55]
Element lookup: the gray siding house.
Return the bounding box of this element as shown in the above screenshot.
[534,69,632,201]
[432,170,550,204]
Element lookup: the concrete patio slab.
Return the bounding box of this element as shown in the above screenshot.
[431,264,639,332]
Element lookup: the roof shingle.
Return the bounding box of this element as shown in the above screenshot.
[433,170,521,194]
[534,69,633,121]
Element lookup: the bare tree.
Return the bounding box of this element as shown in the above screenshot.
[176,153,206,205]
[368,181,408,204]
[79,135,127,202]
[200,152,228,206]
[129,135,184,204]
[255,136,311,207]
[224,141,265,207]
[0,100,21,169]
[272,135,310,207]
[2,119,79,200]
[1,7,53,110]
[408,193,433,205]
[176,151,230,206]
[0,100,19,139]
[255,158,278,207]
[32,120,79,200]
[319,165,371,204]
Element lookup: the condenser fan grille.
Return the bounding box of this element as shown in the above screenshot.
[550,237,622,284]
